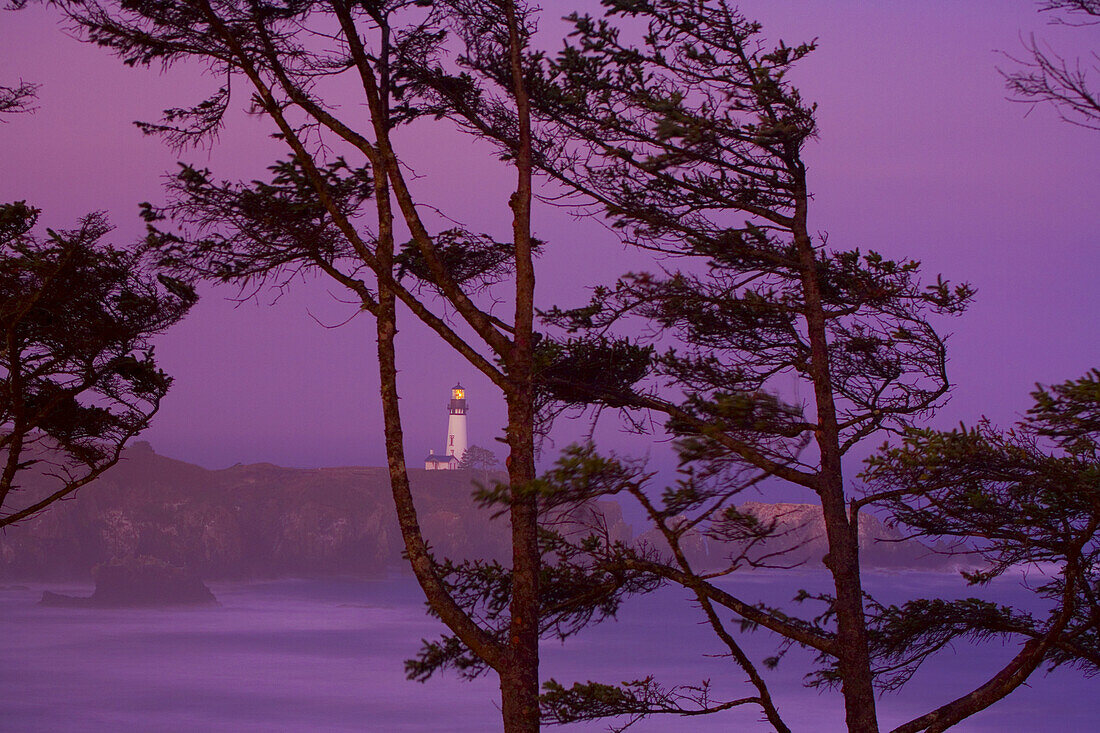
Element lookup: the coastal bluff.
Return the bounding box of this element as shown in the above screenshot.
[0,442,629,581]
[0,443,951,581]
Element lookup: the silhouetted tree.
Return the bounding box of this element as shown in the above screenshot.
[860,370,1100,730]
[42,1,546,727]
[1002,0,1100,130]
[514,5,1099,728]
[402,1,1070,730]
[458,444,500,484]
[0,201,195,527]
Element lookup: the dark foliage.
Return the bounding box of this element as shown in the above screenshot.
[406,523,663,683]
[541,677,761,732]
[145,158,373,288]
[0,81,39,117]
[436,2,968,728]
[395,230,542,295]
[0,201,195,527]
[533,336,653,427]
[860,371,1100,729]
[1001,0,1100,130]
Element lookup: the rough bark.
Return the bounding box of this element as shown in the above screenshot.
[500,3,541,728]
[791,176,879,731]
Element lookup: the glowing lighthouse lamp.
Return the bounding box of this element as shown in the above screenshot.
[425,383,467,470]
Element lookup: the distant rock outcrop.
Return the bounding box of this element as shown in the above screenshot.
[40,556,217,607]
[635,501,956,572]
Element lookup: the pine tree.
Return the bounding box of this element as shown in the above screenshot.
[0,201,195,527]
[43,1,545,727]
[397,2,1019,729]
[861,371,1100,730]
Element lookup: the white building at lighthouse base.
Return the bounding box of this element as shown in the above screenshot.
[424,449,458,470]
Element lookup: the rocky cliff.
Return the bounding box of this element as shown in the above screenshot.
[635,501,956,571]
[1,443,951,580]
[0,442,543,581]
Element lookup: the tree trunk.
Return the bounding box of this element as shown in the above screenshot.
[818,472,879,733]
[502,388,540,731]
[792,182,879,732]
[501,2,541,729]
[500,629,541,732]
[370,160,509,696]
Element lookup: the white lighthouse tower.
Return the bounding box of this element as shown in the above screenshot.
[425,383,468,470]
[446,383,468,461]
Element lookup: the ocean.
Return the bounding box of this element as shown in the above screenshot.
[1,571,1095,732]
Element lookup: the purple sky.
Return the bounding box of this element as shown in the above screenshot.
[1,1,1097,474]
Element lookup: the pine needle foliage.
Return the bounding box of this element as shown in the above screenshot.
[0,201,195,527]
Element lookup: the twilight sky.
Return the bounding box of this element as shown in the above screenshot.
[1,1,1097,475]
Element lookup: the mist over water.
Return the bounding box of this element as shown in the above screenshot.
[2,573,1094,732]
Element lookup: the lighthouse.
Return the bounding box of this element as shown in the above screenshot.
[425,383,468,470]
[446,383,468,460]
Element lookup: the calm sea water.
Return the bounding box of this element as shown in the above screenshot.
[1,572,1094,732]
